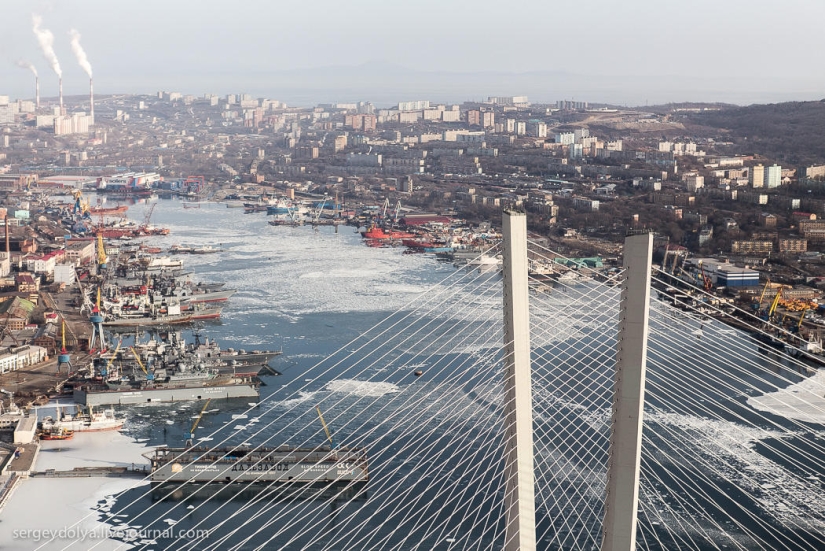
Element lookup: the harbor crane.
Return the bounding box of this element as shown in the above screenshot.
[97,234,108,269]
[89,287,107,352]
[71,189,90,217]
[767,286,785,319]
[186,399,212,447]
[142,202,157,230]
[98,339,121,379]
[129,347,153,381]
[796,308,809,333]
[316,405,338,450]
[758,279,772,308]
[311,197,327,225]
[57,320,72,373]
[699,263,713,292]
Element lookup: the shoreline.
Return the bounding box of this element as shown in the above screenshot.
[0,431,151,551]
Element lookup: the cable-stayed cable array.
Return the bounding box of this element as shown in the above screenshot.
[46,237,825,551]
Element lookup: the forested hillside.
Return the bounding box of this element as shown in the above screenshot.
[687,101,825,167]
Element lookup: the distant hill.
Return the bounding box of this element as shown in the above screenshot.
[687,101,825,167]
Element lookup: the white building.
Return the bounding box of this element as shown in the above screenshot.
[685,174,705,192]
[569,144,583,159]
[487,96,528,105]
[765,164,782,188]
[573,197,599,211]
[527,121,547,138]
[0,345,48,374]
[398,100,430,112]
[555,132,575,145]
[54,113,91,136]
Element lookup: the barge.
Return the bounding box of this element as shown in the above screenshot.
[73,379,260,406]
[144,445,369,485]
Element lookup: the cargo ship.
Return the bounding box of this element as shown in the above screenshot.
[143,445,369,485]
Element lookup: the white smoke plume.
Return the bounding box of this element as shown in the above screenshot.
[31,14,61,77]
[16,59,38,77]
[69,29,92,77]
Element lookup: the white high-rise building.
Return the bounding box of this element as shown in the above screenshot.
[398,100,430,112]
[527,121,547,138]
[555,132,575,145]
[765,164,782,188]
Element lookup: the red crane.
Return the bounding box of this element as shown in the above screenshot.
[142,202,156,229]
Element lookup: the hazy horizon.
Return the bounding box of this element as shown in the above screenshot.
[2,0,824,108]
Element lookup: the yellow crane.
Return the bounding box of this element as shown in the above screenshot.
[316,405,337,449]
[758,278,772,308]
[129,347,153,381]
[71,189,89,215]
[100,340,121,378]
[767,286,785,318]
[186,399,212,447]
[798,309,808,331]
[97,234,108,268]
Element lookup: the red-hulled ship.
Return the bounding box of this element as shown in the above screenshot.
[96,227,136,239]
[90,205,129,215]
[361,226,415,240]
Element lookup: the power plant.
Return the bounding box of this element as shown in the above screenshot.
[14,16,97,132]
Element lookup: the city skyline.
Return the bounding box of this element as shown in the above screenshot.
[1,0,824,106]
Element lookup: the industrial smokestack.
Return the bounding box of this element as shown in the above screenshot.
[89,78,94,125]
[5,217,9,256]
[15,60,39,109]
[58,76,63,115]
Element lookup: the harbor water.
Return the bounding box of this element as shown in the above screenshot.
[1,197,824,550]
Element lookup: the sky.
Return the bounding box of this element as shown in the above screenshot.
[2,0,825,107]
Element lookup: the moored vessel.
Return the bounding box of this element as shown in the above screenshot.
[40,405,125,432]
[143,445,369,485]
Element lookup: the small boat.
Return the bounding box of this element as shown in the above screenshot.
[38,427,74,440]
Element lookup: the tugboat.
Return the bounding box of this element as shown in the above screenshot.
[38,426,74,440]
